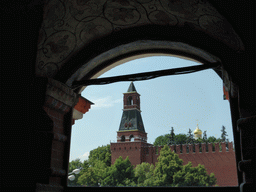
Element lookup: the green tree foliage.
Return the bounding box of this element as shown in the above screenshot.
[69,145,110,186]
[129,145,217,187]
[173,162,217,186]
[77,167,97,186]
[168,127,175,145]
[207,136,221,151]
[153,145,184,186]
[68,158,89,186]
[174,134,188,145]
[186,128,194,144]
[101,156,135,186]
[154,133,187,146]
[221,125,228,142]
[203,131,207,141]
[134,162,155,186]
[77,160,107,186]
[153,134,170,146]
[207,136,219,143]
[88,144,111,167]
[74,145,217,187]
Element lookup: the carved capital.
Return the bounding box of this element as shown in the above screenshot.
[45,78,79,113]
[46,78,79,107]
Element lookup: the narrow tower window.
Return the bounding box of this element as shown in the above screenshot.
[121,135,125,142]
[128,96,133,105]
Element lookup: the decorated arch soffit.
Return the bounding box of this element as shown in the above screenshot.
[36,0,244,78]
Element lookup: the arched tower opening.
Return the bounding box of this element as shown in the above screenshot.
[128,96,133,105]
[121,135,125,142]
[130,135,134,142]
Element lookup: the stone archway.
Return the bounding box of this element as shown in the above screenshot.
[3,0,256,191]
[35,0,249,191]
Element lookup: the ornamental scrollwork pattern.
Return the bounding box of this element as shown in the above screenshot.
[36,0,244,78]
[103,0,142,26]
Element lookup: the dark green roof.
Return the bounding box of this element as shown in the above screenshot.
[127,82,137,92]
[119,110,145,132]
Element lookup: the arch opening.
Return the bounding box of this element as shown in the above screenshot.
[128,96,133,106]
[121,135,125,142]
[66,41,222,92]
[69,55,238,187]
[130,135,134,142]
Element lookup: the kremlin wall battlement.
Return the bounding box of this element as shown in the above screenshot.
[110,141,238,186]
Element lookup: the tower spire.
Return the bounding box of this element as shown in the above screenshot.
[127,81,137,92]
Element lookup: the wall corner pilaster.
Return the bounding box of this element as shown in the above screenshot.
[36,78,79,189]
[45,78,79,114]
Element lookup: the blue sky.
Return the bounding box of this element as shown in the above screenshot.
[69,56,234,162]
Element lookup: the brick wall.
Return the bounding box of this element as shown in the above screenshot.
[175,143,238,186]
[111,142,144,166]
[111,141,238,186]
[43,106,67,186]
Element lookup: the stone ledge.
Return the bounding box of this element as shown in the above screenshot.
[46,78,79,108]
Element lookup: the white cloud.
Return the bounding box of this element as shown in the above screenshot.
[90,96,122,109]
[78,151,90,162]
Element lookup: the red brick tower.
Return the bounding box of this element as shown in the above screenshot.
[110,82,150,165]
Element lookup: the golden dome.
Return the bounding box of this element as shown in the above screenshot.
[193,124,202,134]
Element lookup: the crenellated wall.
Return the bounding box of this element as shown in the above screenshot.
[111,142,238,186]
